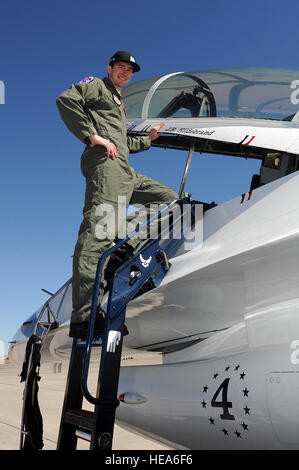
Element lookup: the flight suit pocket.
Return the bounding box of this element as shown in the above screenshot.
[81,147,107,176]
[83,164,108,212]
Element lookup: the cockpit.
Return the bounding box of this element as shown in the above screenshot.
[123,68,299,121]
[123,68,299,191]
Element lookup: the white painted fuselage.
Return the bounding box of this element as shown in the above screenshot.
[10,170,299,449]
[9,67,299,448]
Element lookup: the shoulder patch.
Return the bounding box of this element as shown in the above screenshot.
[78,76,94,84]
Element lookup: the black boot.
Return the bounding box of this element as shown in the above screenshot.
[105,242,135,286]
[69,308,106,339]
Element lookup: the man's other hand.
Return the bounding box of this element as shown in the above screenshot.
[149,122,165,141]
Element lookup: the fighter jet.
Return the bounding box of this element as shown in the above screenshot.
[9,68,299,450]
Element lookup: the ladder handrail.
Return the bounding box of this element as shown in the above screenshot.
[81,198,185,405]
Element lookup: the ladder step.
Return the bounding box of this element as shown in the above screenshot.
[64,409,95,431]
[75,429,92,442]
[57,201,184,450]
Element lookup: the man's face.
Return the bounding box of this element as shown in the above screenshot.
[107,61,134,91]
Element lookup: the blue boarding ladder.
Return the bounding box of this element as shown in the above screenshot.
[56,197,196,451]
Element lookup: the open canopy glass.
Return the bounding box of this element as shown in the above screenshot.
[123,68,299,121]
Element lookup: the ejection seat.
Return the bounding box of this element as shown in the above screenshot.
[250,153,298,191]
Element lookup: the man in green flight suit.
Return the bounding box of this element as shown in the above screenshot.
[56,51,178,339]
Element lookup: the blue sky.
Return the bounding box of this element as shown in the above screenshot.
[1,0,299,353]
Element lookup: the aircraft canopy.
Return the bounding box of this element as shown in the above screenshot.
[123,68,299,121]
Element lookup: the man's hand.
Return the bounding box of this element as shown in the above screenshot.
[148,122,165,141]
[89,135,118,160]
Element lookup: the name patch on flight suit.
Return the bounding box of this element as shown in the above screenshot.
[113,94,121,106]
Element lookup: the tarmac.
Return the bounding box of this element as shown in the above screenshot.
[0,361,174,451]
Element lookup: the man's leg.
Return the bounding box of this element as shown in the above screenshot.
[126,173,178,248]
[131,173,178,206]
[70,205,114,338]
[70,161,130,337]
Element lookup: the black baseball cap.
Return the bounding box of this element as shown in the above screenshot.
[109,51,140,72]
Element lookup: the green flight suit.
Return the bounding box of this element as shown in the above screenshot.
[56,76,178,324]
